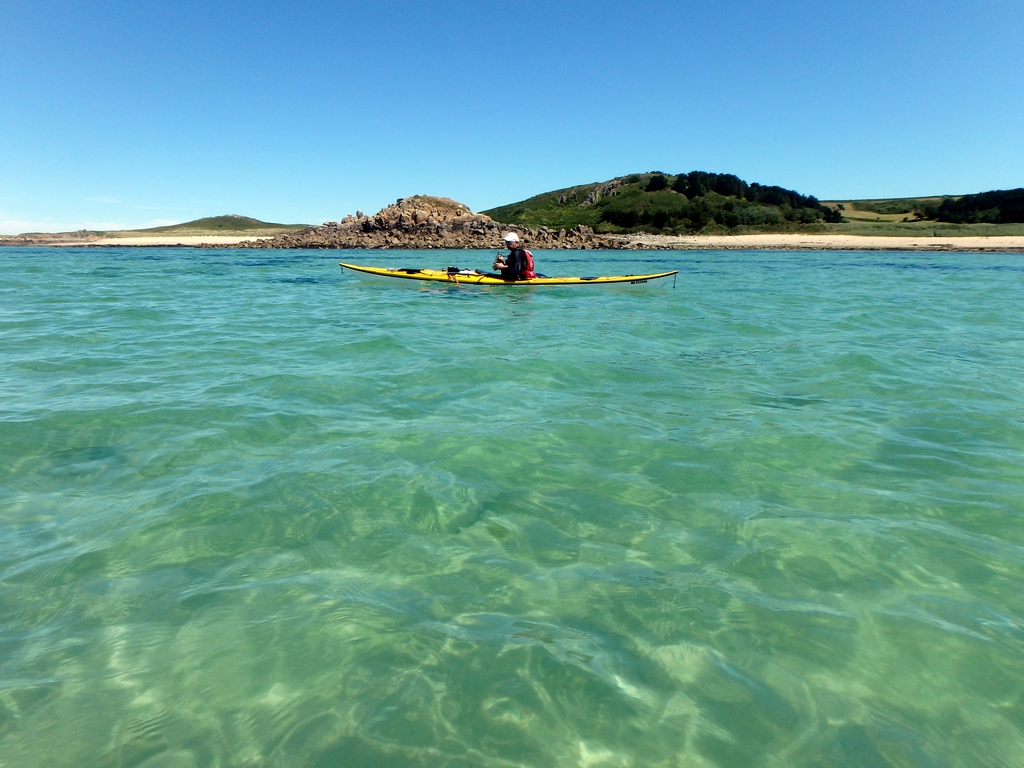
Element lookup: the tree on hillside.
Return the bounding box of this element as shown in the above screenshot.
[673,172,711,198]
[711,174,747,198]
[646,174,668,192]
[937,188,1024,224]
[483,169,834,233]
[822,206,844,223]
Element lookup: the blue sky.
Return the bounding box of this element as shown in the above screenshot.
[1,0,1022,233]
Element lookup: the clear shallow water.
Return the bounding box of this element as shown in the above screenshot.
[2,246,1024,768]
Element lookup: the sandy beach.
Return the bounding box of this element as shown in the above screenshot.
[621,233,1024,251]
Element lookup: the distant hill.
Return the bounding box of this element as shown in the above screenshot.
[835,189,1024,225]
[823,190,1024,224]
[806,191,1024,237]
[934,188,1024,224]
[111,214,307,236]
[0,214,309,246]
[483,172,839,235]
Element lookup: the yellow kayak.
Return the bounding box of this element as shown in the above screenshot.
[339,262,678,288]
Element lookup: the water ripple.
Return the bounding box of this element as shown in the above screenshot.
[2,248,1023,767]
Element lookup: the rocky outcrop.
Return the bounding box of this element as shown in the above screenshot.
[224,195,635,250]
[578,180,621,208]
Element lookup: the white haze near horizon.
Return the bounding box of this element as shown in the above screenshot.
[0,216,181,236]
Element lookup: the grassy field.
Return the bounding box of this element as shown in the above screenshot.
[825,220,1024,237]
[819,199,1024,236]
[822,198,942,222]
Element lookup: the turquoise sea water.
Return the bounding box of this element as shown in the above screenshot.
[2,246,1024,768]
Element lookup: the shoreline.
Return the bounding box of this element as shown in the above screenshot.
[620,233,1024,251]
[0,235,276,247]
[2,233,1023,251]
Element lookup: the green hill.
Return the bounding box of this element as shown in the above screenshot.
[111,214,307,236]
[483,172,839,235]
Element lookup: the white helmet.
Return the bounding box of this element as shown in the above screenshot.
[503,232,520,243]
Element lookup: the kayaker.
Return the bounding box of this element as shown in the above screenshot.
[492,232,534,280]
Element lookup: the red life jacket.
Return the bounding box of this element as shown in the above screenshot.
[522,249,536,279]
